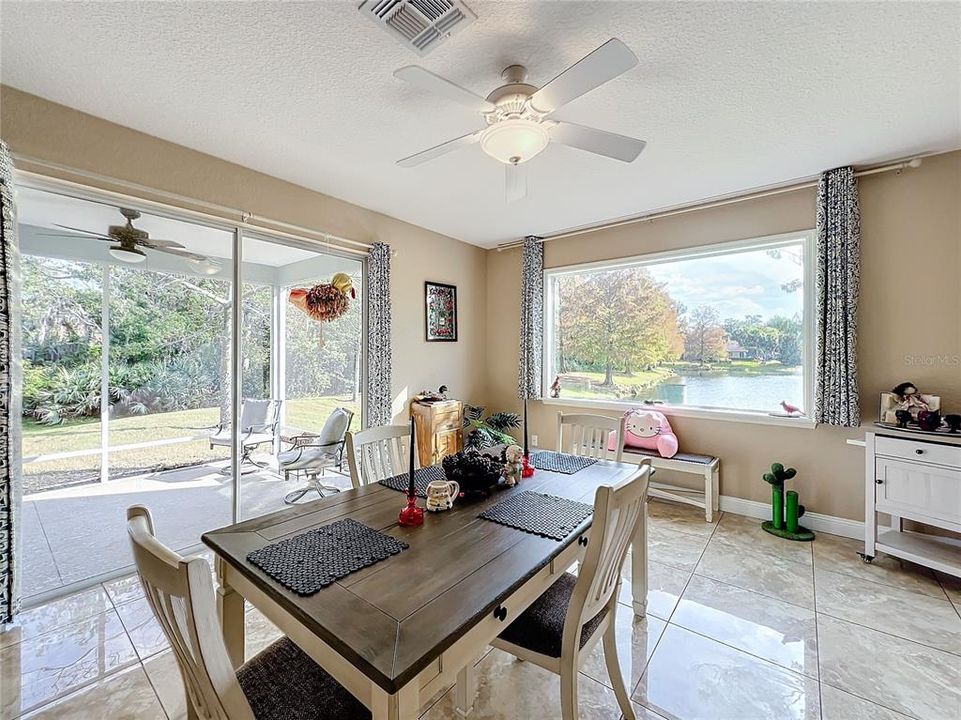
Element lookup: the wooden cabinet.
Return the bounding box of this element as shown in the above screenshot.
[864,429,961,578]
[411,400,463,467]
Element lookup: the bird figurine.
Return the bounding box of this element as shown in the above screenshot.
[780,400,804,416]
[289,272,355,347]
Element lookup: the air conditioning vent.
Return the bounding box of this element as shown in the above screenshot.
[360,0,476,56]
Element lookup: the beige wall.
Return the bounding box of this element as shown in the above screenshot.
[486,151,961,521]
[0,86,488,420]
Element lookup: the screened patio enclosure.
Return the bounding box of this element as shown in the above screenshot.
[17,185,364,601]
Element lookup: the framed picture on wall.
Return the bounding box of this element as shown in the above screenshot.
[425,281,458,342]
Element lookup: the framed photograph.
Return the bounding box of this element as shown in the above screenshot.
[425,281,458,342]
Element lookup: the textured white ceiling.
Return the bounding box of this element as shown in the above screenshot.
[2,1,959,248]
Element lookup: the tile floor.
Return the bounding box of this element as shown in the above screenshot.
[3,500,961,719]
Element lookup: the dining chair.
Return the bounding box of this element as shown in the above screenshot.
[125,505,370,720]
[345,424,418,487]
[490,462,651,720]
[557,412,626,463]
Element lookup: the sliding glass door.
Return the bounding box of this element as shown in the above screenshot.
[16,183,366,600]
[238,233,364,521]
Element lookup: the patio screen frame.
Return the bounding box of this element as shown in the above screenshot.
[15,172,368,579]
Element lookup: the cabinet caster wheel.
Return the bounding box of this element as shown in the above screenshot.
[857,552,874,563]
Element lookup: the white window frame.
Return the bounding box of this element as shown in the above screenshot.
[541,230,817,428]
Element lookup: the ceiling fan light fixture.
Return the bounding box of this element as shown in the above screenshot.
[479,119,550,165]
[186,256,223,275]
[109,246,147,263]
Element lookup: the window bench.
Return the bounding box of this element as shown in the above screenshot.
[621,448,720,522]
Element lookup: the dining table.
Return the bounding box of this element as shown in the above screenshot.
[202,456,651,720]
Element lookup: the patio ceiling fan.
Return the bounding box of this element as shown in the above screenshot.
[40,207,221,271]
[394,38,646,201]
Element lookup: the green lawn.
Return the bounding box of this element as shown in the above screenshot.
[22,395,359,492]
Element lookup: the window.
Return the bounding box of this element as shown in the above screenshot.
[544,231,814,419]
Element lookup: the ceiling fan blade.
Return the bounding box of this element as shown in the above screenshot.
[36,233,111,240]
[152,246,208,262]
[550,121,646,162]
[140,238,186,249]
[53,223,112,238]
[397,130,484,168]
[505,163,528,203]
[531,38,638,114]
[394,66,495,113]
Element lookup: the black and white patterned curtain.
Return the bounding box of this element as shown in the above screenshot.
[0,141,22,623]
[365,242,392,427]
[815,166,860,427]
[517,236,544,400]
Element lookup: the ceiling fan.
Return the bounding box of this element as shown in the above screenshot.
[40,207,222,273]
[394,38,646,201]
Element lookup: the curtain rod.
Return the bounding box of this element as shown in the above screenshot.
[496,156,924,251]
[11,153,373,255]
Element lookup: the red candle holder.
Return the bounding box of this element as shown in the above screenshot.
[398,494,425,526]
[522,455,535,478]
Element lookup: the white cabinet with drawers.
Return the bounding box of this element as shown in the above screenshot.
[864,429,961,578]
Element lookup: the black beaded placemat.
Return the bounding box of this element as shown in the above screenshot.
[531,451,598,474]
[379,465,447,498]
[478,491,593,541]
[246,518,408,596]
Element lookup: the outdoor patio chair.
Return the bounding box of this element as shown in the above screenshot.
[279,407,354,504]
[209,398,282,474]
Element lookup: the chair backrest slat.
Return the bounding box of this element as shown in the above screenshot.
[346,424,418,487]
[557,413,625,462]
[126,506,254,720]
[562,462,650,654]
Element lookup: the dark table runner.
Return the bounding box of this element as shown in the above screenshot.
[246,518,408,596]
[478,490,594,541]
[531,451,598,474]
[379,465,447,498]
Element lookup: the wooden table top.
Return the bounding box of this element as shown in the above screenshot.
[202,459,640,693]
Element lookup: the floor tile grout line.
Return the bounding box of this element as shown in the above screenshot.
[818,677,924,720]
[813,606,961,658]
[812,545,823,717]
[139,656,174,720]
[629,510,723,700]
[813,557,951,604]
[690,567,816,614]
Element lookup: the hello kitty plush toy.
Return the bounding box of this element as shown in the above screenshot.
[608,409,679,458]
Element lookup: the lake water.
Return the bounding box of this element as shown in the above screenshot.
[647,373,804,413]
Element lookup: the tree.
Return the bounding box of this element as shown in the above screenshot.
[558,267,683,385]
[683,306,728,363]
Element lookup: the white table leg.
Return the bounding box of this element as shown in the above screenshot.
[371,681,419,720]
[631,500,648,618]
[455,662,476,717]
[215,557,245,669]
[703,466,714,522]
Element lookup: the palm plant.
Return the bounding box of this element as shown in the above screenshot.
[462,405,522,450]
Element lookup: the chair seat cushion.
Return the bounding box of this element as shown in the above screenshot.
[237,638,370,720]
[278,447,338,471]
[497,572,608,659]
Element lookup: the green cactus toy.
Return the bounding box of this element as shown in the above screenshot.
[761,462,814,541]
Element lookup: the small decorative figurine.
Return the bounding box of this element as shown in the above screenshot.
[550,376,561,399]
[895,409,912,428]
[503,444,524,486]
[917,410,942,432]
[425,478,460,512]
[761,462,814,541]
[780,400,804,416]
[945,414,961,433]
